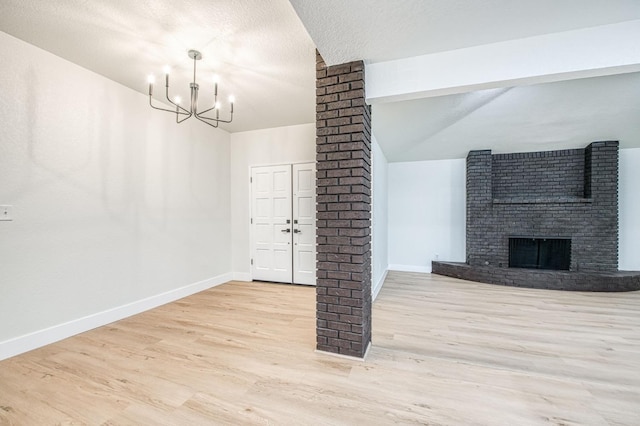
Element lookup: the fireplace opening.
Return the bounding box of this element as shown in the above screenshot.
[509,237,571,270]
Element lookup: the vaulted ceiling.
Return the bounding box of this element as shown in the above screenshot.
[290,0,640,161]
[1,0,639,160]
[0,0,317,133]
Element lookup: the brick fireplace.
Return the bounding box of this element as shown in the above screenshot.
[433,141,640,291]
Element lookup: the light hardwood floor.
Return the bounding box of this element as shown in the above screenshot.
[1,271,639,425]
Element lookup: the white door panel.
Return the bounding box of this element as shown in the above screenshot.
[293,163,316,285]
[251,165,292,283]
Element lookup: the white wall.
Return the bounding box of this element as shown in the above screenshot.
[229,124,315,279]
[619,148,640,271]
[371,136,389,299]
[0,32,232,359]
[388,159,466,272]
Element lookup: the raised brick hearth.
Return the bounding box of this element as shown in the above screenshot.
[432,261,640,292]
[433,141,640,291]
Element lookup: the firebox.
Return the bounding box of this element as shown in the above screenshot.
[509,237,571,271]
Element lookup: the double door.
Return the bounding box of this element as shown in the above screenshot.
[251,163,315,285]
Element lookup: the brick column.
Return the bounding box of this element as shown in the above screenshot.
[315,51,372,358]
[466,150,493,266]
[584,141,619,271]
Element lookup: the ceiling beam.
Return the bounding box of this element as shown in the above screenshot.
[366,20,640,104]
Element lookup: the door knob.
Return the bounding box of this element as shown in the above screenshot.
[294,229,301,234]
[281,228,291,233]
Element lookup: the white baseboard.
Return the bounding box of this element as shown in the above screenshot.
[0,272,233,361]
[388,264,432,273]
[232,272,252,282]
[372,269,388,301]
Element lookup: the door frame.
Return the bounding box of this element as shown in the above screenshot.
[247,161,317,284]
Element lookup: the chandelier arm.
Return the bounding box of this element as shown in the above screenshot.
[194,114,220,128]
[196,111,233,124]
[149,97,174,113]
[176,103,193,123]
[198,106,217,115]
[149,95,190,115]
[197,117,233,124]
[177,113,192,123]
[164,85,191,115]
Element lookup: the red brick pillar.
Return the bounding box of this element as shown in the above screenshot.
[315,52,372,358]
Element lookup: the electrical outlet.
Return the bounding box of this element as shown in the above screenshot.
[0,205,13,221]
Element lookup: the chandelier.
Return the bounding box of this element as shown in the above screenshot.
[147,49,234,128]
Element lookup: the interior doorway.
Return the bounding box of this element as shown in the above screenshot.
[250,163,316,285]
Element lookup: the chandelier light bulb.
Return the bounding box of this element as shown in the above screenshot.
[174,96,181,105]
[147,74,155,84]
[215,101,221,109]
[163,65,171,75]
[213,74,220,84]
[228,95,235,104]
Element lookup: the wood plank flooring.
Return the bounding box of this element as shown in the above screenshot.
[1,271,639,425]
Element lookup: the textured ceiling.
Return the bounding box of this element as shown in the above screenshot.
[290,0,640,161]
[2,0,639,156]
[290,0,640,66]
[0,0,316,133]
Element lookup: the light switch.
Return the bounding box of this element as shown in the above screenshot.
[0,205,13,221]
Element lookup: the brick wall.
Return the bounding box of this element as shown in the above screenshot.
[492,149,585,199]
[466,141,619,273]
[315,52,372,358]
